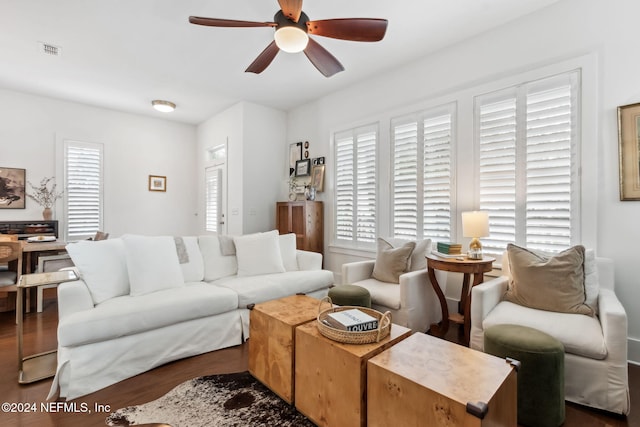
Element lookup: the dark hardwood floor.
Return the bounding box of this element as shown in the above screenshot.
[0,291,637,427]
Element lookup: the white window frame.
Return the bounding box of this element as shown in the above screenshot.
[204,143,227,234]
[62,140,104,242]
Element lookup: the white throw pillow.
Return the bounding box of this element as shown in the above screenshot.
[584,249,599,314]
[279,233,299,271]
[122,235,185,296]
[65,238,129,305]
[234,230,286,277]
[199,235,238,281]
[175,236,205,282]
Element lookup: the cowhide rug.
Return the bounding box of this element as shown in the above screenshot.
[105,371,315,427]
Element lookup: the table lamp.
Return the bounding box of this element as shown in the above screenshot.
[462,211,489,259]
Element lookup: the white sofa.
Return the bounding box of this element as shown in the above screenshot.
[47,231,334,400]
[470,252,630,415]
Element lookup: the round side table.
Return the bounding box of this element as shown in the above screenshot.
[426,254,495,346]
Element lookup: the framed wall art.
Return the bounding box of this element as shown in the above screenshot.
[295,159,311,177]
[289,142,303,177]
[311,164,325,192]
[618,103,640,200]
[149,175,167,192]
[0,167,26,209]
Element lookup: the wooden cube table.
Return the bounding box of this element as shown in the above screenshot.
[249,294,320,404]
[367,333,517,427]
[295,321,412,427]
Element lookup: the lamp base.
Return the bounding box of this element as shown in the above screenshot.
[468,238,483,260]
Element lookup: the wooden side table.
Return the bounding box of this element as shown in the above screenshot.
[427,254,495,346]
[17,269,78,384]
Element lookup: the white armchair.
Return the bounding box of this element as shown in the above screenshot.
[341,259,444,333]
[470,254,630,415]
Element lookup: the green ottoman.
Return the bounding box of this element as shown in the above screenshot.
[484,324,565,427]
[328,285,371,308]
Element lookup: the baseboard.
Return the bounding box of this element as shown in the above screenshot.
[628,337,640,365]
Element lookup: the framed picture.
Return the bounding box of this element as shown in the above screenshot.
[311,164,325,192]
[618,103,640,200]
[295,159,311,177]
[0,167,26,209]
[289,142,303,177]
[149,175,167,192]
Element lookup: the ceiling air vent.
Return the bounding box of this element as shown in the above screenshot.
[38,41,62,57]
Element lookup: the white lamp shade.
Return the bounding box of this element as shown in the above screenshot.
[462,211,490,238]
[274,26,309,53]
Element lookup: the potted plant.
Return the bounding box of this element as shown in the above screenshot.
[27,177,63,220]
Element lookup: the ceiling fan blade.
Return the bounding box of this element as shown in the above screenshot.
[306,18,388,42]
[277,0,303,23]
[189,16,276,28]
[304,38,344,78]
[245,41,280,74]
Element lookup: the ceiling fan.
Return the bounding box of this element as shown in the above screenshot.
[189,0,388,77]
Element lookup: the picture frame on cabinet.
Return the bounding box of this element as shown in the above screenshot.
[295,159,311,177]
[289,142,303,177]
[0,167,26,209]
[148,175,167,192]
[311,165,325,192]
[618,102,640,200]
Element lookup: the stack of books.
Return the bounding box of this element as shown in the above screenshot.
[323,308,379,332]
[437,242,463,255]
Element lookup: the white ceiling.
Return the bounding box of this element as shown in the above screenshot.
[0,0,561,125]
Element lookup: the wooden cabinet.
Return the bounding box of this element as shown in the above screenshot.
[276,201,323,254]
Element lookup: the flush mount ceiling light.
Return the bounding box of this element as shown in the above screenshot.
[151,100,176,113]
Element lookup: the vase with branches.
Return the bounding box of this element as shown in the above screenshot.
[27,177,63,220]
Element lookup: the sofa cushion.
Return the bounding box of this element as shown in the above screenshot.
[234,230,286,277]
[483,301,607,360]
[352,278,401,310]
[65,238,129,305]
[58,283,239,347]
[122,235,185,296]
[211,270,334,308]
[176,236,204,282]
[372,238,415,284]
[279,233,299,271]
[199,235,238,281]
[385,237,432,271]
[504,244,592,316]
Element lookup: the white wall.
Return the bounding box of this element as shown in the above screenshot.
[196,101,286,235]
[0,88,198,237]
[287,0,640,362]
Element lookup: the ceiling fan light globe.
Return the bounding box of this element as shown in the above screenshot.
[274,27,309,53]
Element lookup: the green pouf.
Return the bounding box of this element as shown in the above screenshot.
[484,324,565,427]
[328,285,371,308]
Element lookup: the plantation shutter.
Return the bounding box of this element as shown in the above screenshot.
[392,106,454,242]
[477,71,579,256]
[64,141,103,241]
[205,167,221,233]
[335,125,377,244]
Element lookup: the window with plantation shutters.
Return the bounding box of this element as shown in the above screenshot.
[64,141,103,241]
[476,71,580,256]
[392,105,454,242]
[334,125,377,244]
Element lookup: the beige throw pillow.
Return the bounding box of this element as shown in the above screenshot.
[504,244,593,316]
[372,238,416,284]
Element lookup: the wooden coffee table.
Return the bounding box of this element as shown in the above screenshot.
[294,321,411,427]
[248,294,320,404]
[368,333,517,426]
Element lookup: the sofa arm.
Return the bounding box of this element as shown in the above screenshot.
[57,279,94,320]
[296,250,322,270]
[469,276,508,349]
[342,260,375,284]
[598,289,628,362]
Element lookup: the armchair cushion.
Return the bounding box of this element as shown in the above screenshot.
[504,244,593,316]
[352,278,401,309]
[372,238,415,284]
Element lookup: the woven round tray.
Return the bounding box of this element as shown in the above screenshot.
[316,296,391,344]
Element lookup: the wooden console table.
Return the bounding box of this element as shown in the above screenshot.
[427,254,495,346]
